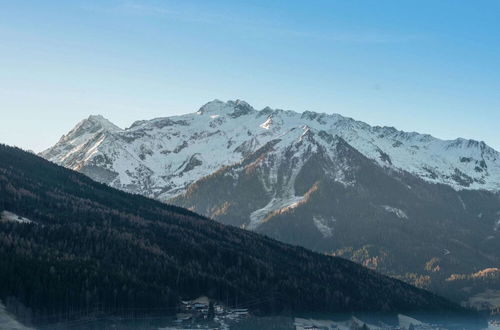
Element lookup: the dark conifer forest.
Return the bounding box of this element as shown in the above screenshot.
[0,144,470,324]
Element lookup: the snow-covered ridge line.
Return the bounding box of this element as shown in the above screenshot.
[40,99,500,202]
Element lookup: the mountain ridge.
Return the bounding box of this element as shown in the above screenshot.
[41,99,500,200]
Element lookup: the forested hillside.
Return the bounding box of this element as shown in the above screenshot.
[0,144,471,325]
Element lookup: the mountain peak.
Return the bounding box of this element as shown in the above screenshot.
[197,99,225,114]
[59,114,120,144]
[197,99,255,117]
[84,115,122,132]
[39,114,121,166]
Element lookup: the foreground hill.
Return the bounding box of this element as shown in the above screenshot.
[0,144,471,325]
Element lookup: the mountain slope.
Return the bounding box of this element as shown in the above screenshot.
[0,144,469,325]
[170,126,500,299]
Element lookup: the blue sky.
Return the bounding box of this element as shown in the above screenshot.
[1,0,499,152]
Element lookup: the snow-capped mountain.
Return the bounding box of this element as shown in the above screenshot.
[41,99,500,203]
[170,118,500,294]
[41,99,500,303]
[172,125,363,229]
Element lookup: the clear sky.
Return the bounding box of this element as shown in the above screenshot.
[1,0,499,152]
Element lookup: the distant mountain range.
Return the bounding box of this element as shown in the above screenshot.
[0,144,472,326]
[41,100,500,306]
[42,100,500,197]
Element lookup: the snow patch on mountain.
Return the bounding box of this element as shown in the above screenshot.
[249,195,305,230]
[260,116,273,130]
[0,302,34,330]
[313,216,335,238]
[458,196,467,210]
[382,205,409,219]
[398,314,425,329]
[1,211,34,224]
